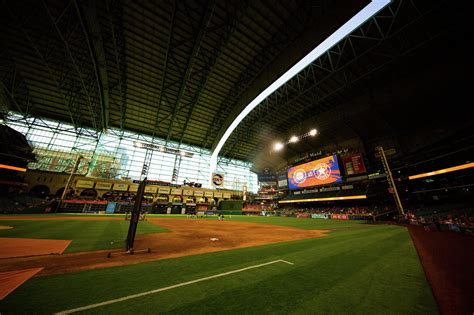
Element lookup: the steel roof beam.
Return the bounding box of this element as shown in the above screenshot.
[165,0,216,144]
[150,0,176,139]
[73,0,109,131]
[42,0,99,130]
[176,2,249,146]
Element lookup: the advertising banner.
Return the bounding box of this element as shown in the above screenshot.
[194,190,204,197]
[204,191,214,198]
[183,189,194,196]
[158,187,171,194]
[311,213,329,219]
[212,173,224,187]
[129,184,139,192]
[342,153,366,175]
[144,186,157,193]
[278,179,288,188]
[223,193,231,198]
[95,182,112,190]
[171,188,182,195]
[258,174,276,182]
[113,183,128,191]
[76,180,94,188]
[106,202,116,214]
[331,214,349,220]
[288,155,342,190]
[214,192,223,198]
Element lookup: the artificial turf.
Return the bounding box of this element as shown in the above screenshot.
[0,218,438,314]
[0,220,168,253]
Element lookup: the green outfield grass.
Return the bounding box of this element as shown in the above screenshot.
[0,219,168,252]
[0,216,437,314]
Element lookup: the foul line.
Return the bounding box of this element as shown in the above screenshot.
[55,259,294,314]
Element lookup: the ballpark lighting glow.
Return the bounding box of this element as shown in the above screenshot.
[289,136,298,143]
[0,164,27,172]
[274,142,284,151]
[209,0,391,179]
[279,195,367,203]
[309,129,318,136]
[408,162,474,180]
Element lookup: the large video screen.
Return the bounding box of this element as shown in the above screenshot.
[287,154,342,190]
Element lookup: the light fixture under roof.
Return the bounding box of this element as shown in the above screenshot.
[274,142,284,151]
[309,129,318,136]
[289,136,299,143]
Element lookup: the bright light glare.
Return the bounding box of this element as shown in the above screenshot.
[309,129,318,136]
[209,0,391,182]
[274,142,284,151]
[289,136,298,143]
[408,162,474,180]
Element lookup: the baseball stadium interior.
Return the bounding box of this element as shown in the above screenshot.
[0,0,472,314]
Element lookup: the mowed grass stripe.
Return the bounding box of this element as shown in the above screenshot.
[0,224,437,314]
[0,220,168,252]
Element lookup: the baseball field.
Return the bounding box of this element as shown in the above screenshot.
[0,214,469,314]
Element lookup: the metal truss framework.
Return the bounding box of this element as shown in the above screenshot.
[219,0,450,162]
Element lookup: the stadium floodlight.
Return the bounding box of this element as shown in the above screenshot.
[209,0,391,182]
[274,142,284,151]
[309,129,318,136]
[289,136,299,143]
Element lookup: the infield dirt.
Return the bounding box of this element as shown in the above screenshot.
[0,217,328,276]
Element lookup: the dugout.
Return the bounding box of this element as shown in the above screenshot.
[171,196,184,214]
[153,194,169,214]
[185,196,196,214]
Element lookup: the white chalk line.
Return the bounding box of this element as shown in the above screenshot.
[55,259,294,314]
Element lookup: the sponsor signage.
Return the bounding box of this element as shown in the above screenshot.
[212,173,224,186]
[214,192,223,198]
[278,179,288,188]
[346,175,368,182]
[204,191,214,198]
[194,190,204,197]
[113,183,129,191]
[368,172,386,179]
[255,195,274,199]
[294,191,301,195]
[302,189,318,194]
[95,182,112,190]
[63,200,107,204]
[183,189,194,196]
[129,184,139,192]
[223,192,231,198]
[331,214,349,220]
[76,180,94,188]
[106,202,116,214]
[311,213,329,219]
[342,153,366,175]
[258,174,276,182]
[158,187,171,194]
[342,185,354,190]
[133,179,171,186]
[144,186,157,193]
[171,188,182,195]
[319,186,341,192]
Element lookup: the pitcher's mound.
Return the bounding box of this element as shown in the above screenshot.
[0,238,71,259]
